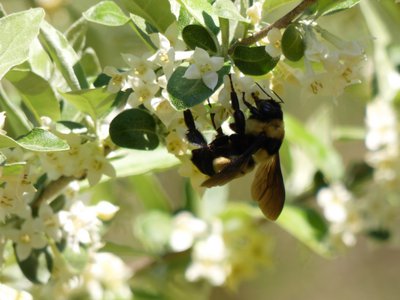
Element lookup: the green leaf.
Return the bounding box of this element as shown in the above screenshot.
[277,205,331,257]
[182,24,218,52]
[80,48,102,81]
[109,108,159,150]
[212,0,248,22]
[264,0,299,13]
[59,87,115,121]
[200,185,229,219]
[65,17,88,53]
[0,8,45,80]
[83,1,129,26]
[0,84,32,137]
[167,64,230,109]
[133,211,172,254]
[2,162,26,176]
[39,20,81,90]
[129,13,157,50]
[285,114,344,181]
[15,248,51,284]
[16,128,69,152]
[109,148,180,178]
[61,244,89,272]
[121,0,175,32]
[281,24,305,61]
[175,0,214,26]
[308,0,361,17]
[232,45,279,75]
[6,69,60,122]
[129,174,171,212]
[0,128,67,152]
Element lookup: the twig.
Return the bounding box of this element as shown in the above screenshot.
[229,0,317,53]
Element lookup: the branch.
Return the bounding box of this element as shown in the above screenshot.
[229,0,317,53]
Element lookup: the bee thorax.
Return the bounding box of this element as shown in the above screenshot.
[245,119,284,140]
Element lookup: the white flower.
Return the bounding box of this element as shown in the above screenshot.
[164,23,186,51]
[144,96,180,127]
[38,203,62,241]
[246,2,263,25]
[127,77,159,107]
[5,218,47,261]
[0,284,33,300]
[103,66,129,93]
[94,200,119,221]
[148,32,176,79]
[185,223,229,286]
[365,100,397,151]
[165,131,188,156]
[122,53,156,83]
[317,183,363,247]
[0,111,6,134]
[169,212,207,251]
[59,201,102,252]
[183,47,224,90]
[0,170,34,222]
[265,28,282,58]
[83,252,133,300]
[317,183,352,223]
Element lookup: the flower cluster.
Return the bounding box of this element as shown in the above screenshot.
[168,209,272,288]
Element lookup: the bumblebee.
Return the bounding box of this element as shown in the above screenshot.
[183,74,285,220]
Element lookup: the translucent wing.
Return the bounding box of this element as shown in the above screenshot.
[201,153,255,187]
[251,154,285,220]
[201,136,265,188]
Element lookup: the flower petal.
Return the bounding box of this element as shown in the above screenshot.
[184,64,201,79]
[202,72,218,90]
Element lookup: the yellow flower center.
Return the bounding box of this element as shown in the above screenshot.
[200,64,212,74]
[20,233,31,244]
[310,80,323,94]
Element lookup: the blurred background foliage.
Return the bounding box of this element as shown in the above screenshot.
[1,0,400,299]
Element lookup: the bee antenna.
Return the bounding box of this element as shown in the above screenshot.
[255,82,284,104]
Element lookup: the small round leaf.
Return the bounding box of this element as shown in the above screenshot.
[182,24,218,52]
[281,24,305,62]
[109,109,159,150]
[232,46,279,75]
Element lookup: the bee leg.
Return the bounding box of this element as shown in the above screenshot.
[228,74,246,135]
[183,109,207,146]
[207,99,224,137]
[241,92,260,116]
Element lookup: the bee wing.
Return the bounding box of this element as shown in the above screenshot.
[251,154,285,220]
[201,153,254,187]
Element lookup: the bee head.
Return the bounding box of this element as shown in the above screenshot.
[250,93,283,121]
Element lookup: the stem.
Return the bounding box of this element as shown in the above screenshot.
[219,17,230,56]
[33,176,76,208]
[229,0,317,53]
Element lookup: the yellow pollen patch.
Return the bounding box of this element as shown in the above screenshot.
[20,233,31,244]
[44,217,57,228]
[112,74,124,85]
[0,196,13,208]
[200,64,212,74]
[342,67,353,83]
[310,81,323,94]
[160,52,169,63]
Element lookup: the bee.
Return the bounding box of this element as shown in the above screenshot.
[183,74,285,220]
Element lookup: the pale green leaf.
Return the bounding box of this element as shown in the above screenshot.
[285,114,344,181]
[0,128,69,152]
[59,87,115,121]
[0,8,45,80]
[83,1,130,26]
[121,0,175,31]
[6,69,60,122]
[39,20,81,90]
[277,205,332,257]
